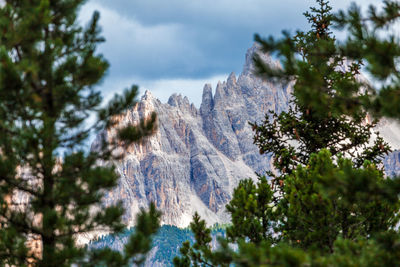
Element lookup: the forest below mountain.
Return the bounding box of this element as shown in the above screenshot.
[90,225,227,266]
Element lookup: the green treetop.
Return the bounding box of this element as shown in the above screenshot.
[255,0,400,120]
[175,149,400,266]
[252,0,390,183]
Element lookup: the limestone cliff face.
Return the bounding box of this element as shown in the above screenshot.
[92,44,292,227]
[92,44,400,228]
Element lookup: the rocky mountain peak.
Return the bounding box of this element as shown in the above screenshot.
[142,90,154,101]
[214,81,225,104]
[167,93,196,116]
[93,44,294,227]
[227,72,237,87]
[200,83,213,115]
[93,44,400,228]
[242,43,280,76]
[167,93,188,107]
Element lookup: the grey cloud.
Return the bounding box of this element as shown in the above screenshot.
[91,0,309,31]
[81,0,384,81]
[90,0,382,31]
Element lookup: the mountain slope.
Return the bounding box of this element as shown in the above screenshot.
[92,44,400,228]
[92,44,292,227]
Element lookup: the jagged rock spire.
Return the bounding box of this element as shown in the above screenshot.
[214,81,224,104]
[200,83,213,115]
[142,90,154,101]
[227,72,237,87]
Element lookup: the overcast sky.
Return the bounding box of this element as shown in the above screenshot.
[79,0,383,107]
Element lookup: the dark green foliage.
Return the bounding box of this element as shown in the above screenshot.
[175,151,400,266]
[255,0,400,120]
[0,0,159,266]
[220,232,400,266]
[151,225,193,266]
[124,204,161,266]
[174,1,400,266]
[173,213,214,267]
[174,214,232,267]
[225,177,275,244]
[279,150,400,252]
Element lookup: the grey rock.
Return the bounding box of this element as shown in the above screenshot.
[92,43,292,227]
[93,43,400,228]
[384,151,400,177]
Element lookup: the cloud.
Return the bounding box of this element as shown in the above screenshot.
[81,0,312,81]
[89,0,383,33]
[90,0,309,31]
[80,2,254,81]
[80,0,384,80]
[80,3,208,80]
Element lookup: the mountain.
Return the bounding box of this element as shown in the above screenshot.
[91,44,292,227]
[92,44,400,229]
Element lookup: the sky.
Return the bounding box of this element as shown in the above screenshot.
[79,0,383,107]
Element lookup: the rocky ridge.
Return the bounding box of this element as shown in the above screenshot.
[92,44,400,228]
[92,44,292,227]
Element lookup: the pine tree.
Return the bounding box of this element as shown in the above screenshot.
[302,0,400,120]
[0,1,159,266]
[226,0,394,251]
[252,0,390,181]
[174,1,400,266]
[175,150,400,266]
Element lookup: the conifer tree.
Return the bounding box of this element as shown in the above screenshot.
[174,1,400,266]
[252,0,390,182]
[0,0,159,266]
[226,0,394,249]
[296,0,400,120]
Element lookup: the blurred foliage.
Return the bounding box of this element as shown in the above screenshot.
[0,0,159,266]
